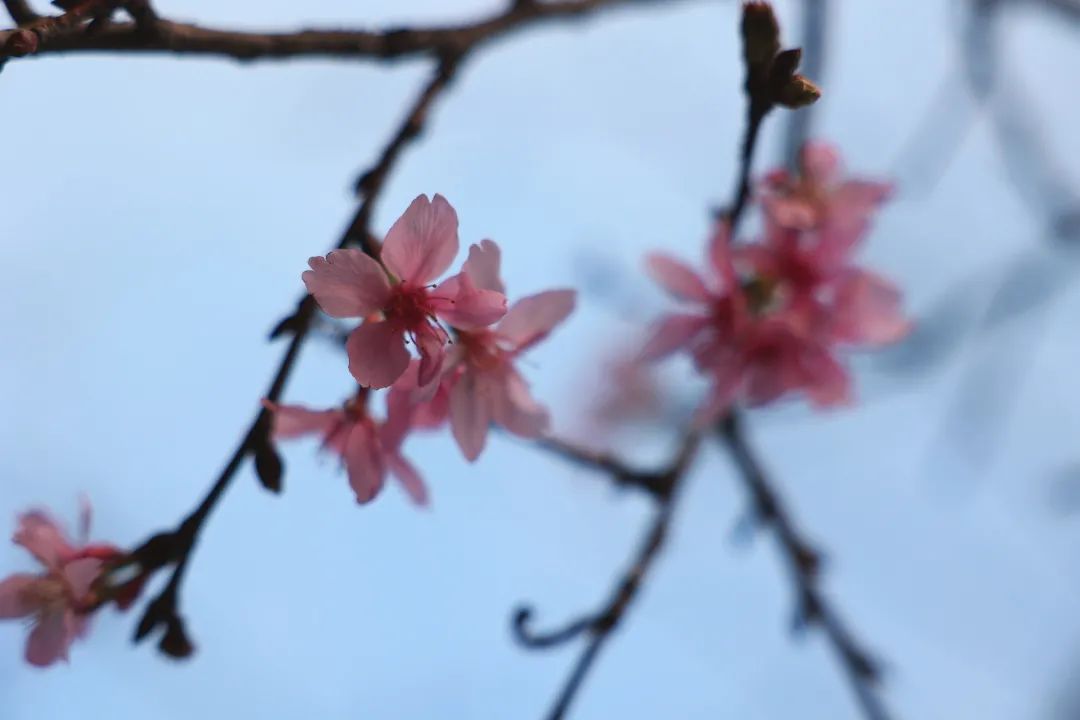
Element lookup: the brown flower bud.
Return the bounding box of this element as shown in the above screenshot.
[159,616,195,660]
[5,29,39,57]
[741,2,780,68]
[776,74,822,109]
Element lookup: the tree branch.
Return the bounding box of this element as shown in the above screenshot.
[717,412,892,720]
[516,431,702,720]
[2,0,38,25]
[1,0,689,62]
[126,50,466,656]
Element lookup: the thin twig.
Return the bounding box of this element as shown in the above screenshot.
[127,51,466,652]
[521,432,701,720]
[717,412,891,720]
[0,0,690,62]
[534,436,673,499]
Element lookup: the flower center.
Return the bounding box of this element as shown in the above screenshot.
[386,283,433,328]
[456,329,504,371]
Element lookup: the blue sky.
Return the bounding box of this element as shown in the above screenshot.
[1,1,1079,718]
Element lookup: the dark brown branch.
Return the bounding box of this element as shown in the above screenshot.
[520,432,701,720]
[127,51,466,655]
[534,436,675,500]
[717,412,892,720]
[0,0,687,62]
[2,0,38,25]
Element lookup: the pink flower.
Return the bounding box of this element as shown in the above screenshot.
[642,143,910,420]
[760,141,894,269]
[0,502,122,667]
[303,194,508,389]
[391,240,577,461]
[645,222,847,416]
[640,221,743,365]
[264,392,427,506]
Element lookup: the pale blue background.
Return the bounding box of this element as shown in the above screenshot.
[1,1,1079,718]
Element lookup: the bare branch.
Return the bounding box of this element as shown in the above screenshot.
[2,0,38,25]
[519,432,702,720]
[127,51,466,654]
[717,412,892,720]
[1,0,689,62]
[534,435,675,499]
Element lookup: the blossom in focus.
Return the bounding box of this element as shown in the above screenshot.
[0,501,123,667]
[303,194,508,389]
[391,240,577,461]
[642,142,910,420]
[264,392,427,506]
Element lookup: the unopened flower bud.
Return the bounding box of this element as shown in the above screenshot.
[776,74,822,109]
[159,617,195,659]
[741,2,780,67]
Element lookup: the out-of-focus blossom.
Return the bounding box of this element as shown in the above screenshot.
[391,240,576,461]
[642,142,910,420]
[303,194,507,389]
[761,140,893,248]
[264,392,427,506]
[0,501,123,667]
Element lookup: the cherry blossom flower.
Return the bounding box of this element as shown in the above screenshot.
[642,143,910,419]
[390,240,577,461]
[264,392,427,506]
[0,501,123,667]
[303,194,508,390]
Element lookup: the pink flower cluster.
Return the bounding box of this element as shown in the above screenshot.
[642,142,910,420]
[0,502,124,667]
[267,194,576,504]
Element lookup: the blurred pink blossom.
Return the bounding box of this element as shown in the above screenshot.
[265,392,427,506]
[0,502,122,667]
[642,142,910,420]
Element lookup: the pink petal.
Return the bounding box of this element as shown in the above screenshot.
[387,361,451,429]
[693,362,743,426]
[640,314,708,361]
[799,141,841,187]
[833,179,893,210]
[346,320,411,389]
[302,249,391,318]
[831,270,911,346]
[431,272,508,330]
[344,422,386,504]
[14,512,74,570]
[763,195,818,230]
[61,558,104,602]
[450,369,491,462]
[265,402,346,440]
[0,574,38,619]
[798,345,852,407]
[462,239,505,294]
[491,368,549,438]
[381,194,459,285]
[496,289,576,352]
[414,323,447,388]
[645,254,711,302]
[708,222,738,289]
[25,611,72,667]
[387,454,429,507]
